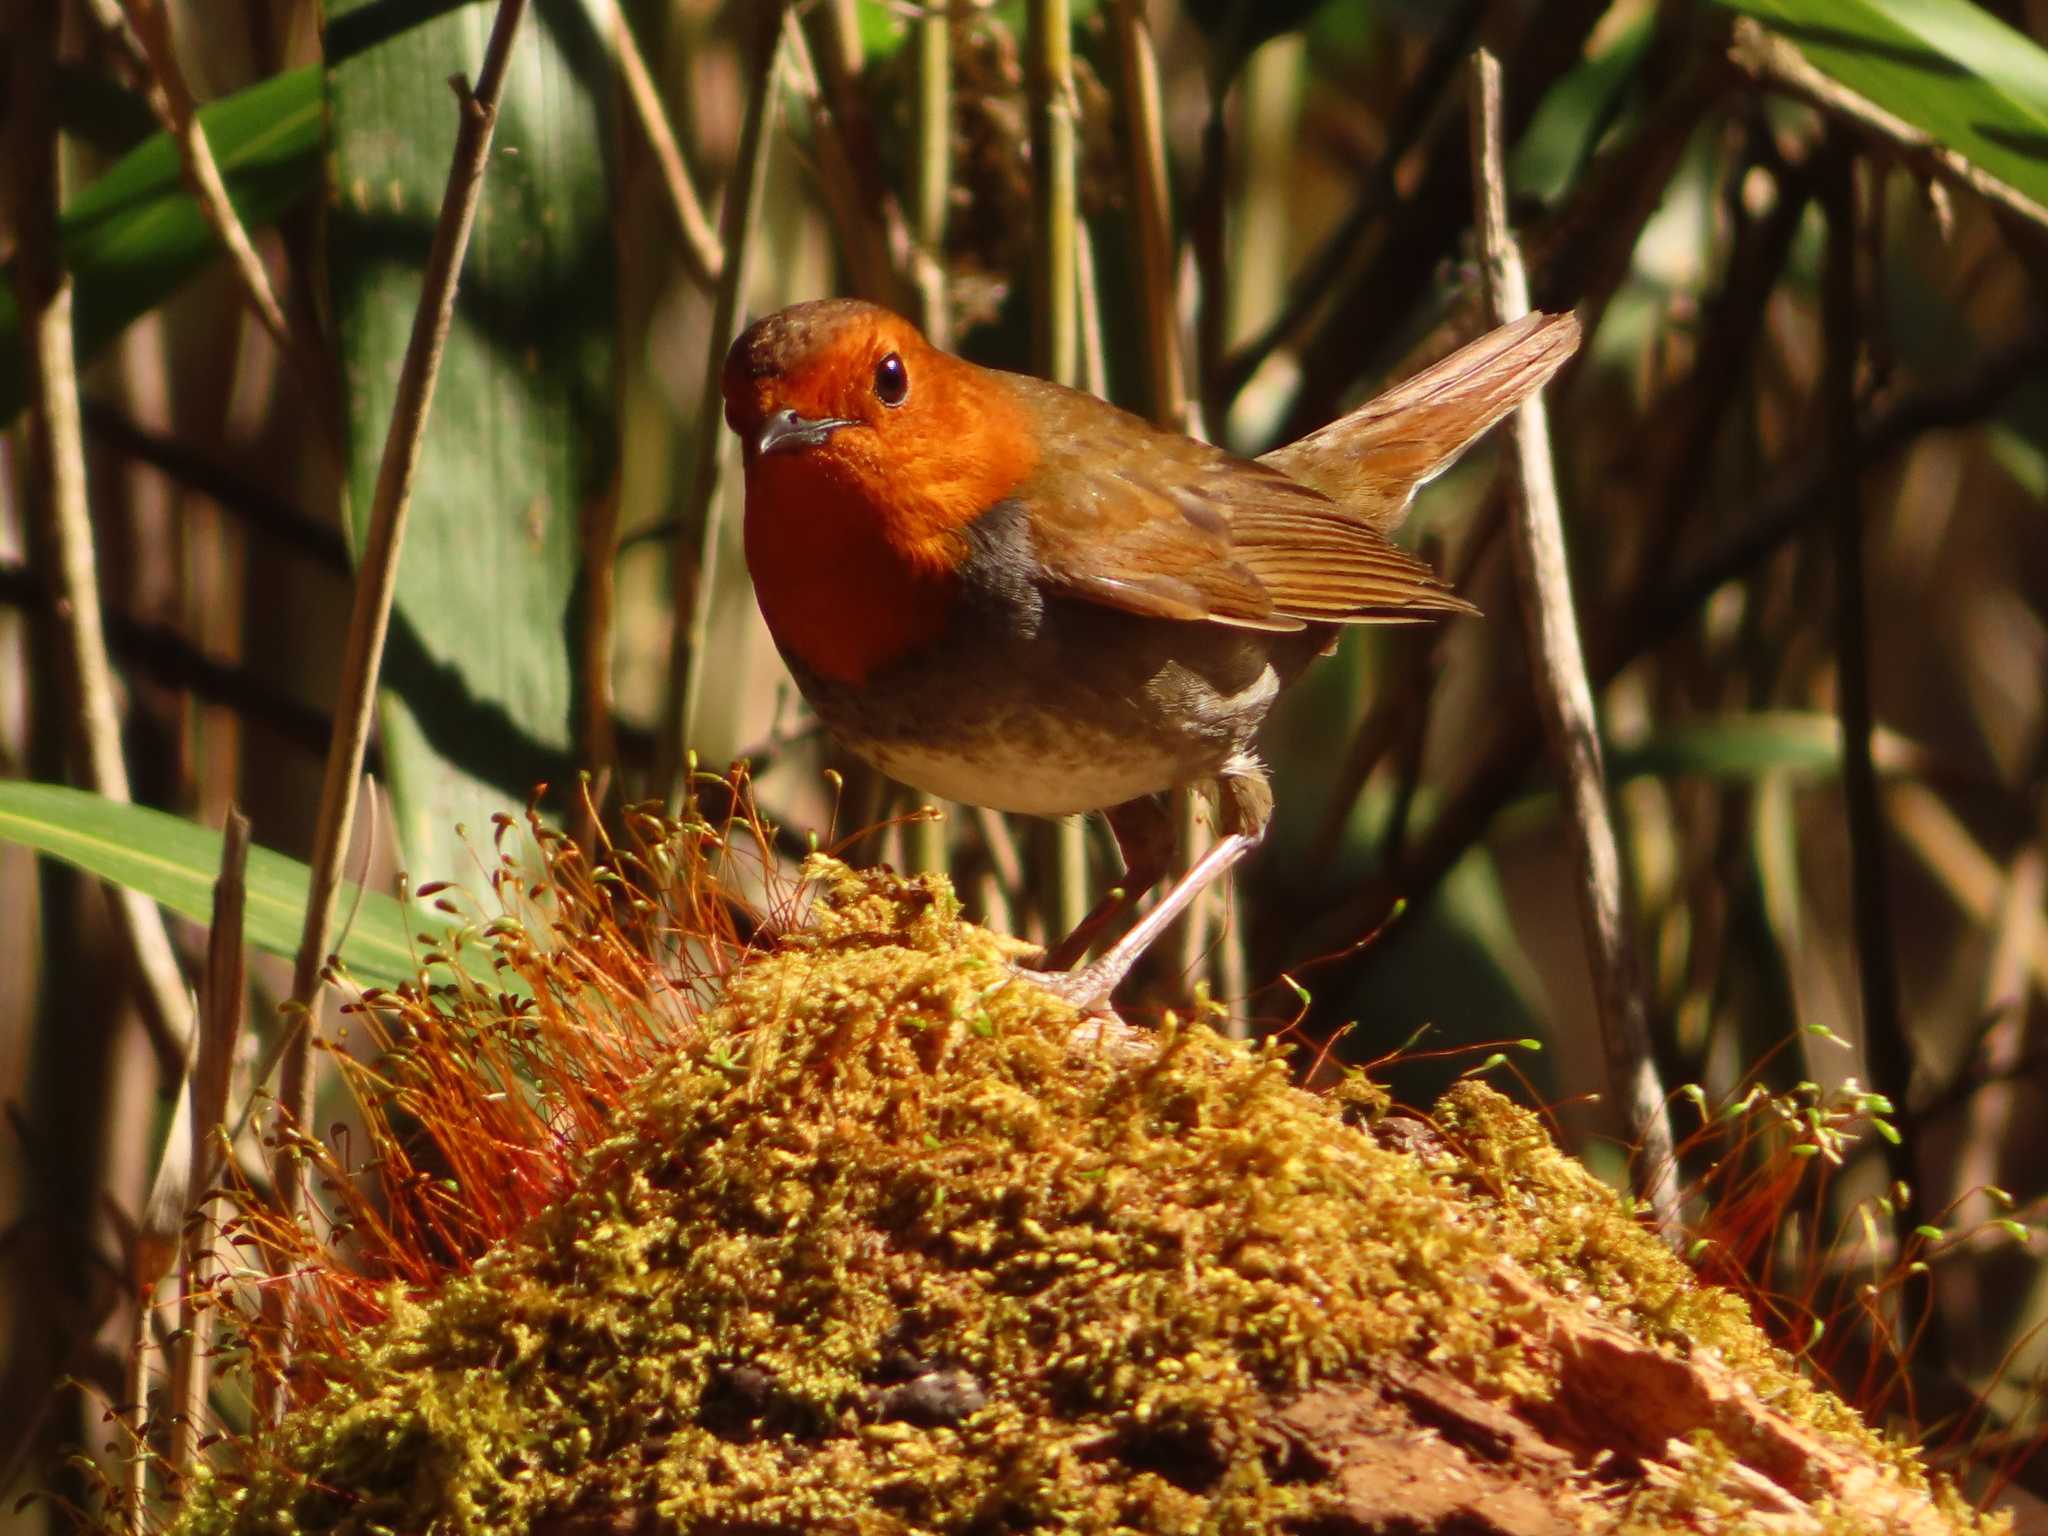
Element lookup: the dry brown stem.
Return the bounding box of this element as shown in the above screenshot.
[612,6,723,288]
[279,0,533,1163]
[91,0,298,357]
[9,1,196,1074]
[1466,49,1680,1236]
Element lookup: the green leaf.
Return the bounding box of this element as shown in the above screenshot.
[1716,0,2048,212]
[325,0,617,888]
[0,66,322,424]
[854,0,911,58]
[0,782,432,989]
[1609,712,1860,783]
[1512,9,1655,202]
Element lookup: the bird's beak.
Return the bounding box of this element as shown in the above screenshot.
[755,407,856,458]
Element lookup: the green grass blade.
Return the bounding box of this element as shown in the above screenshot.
[0,0,494,423]
[1608,712,1854,783]
[0,66,323,424]
[0,783,432,989]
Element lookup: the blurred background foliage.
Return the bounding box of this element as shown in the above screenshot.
[3,0,2048,1525]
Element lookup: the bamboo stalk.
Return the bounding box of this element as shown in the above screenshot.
[662,1,786,798]
[1466,50,1680,1237]
[168,809,250,1487]
[1026,0,1079,391]
[798,1,911,306]
[1820,141,1925,1293]
[910,0,956,877]
[1109,0,1190,431]
[9,0,195,1075]
[1025,0,1089,942]
[612,4,724,288]
[912,0,953,346]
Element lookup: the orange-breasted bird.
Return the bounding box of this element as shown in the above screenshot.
[722,299,1579,1007]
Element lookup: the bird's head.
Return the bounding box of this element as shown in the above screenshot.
[721,299,1036,556]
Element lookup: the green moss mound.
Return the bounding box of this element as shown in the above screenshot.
[169,865,1975,1535]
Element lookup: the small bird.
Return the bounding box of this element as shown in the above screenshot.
[723,299,1578,1007]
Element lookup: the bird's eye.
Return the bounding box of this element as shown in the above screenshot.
[873,352,909,407]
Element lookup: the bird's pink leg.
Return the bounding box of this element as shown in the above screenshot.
[1015,831,1256,1014]
[1039,796,1175,972]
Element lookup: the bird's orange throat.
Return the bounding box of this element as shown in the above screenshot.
[738,357,1041,684]
[742,460,965,685]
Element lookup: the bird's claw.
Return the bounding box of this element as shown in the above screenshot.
[999,958,1122,1018]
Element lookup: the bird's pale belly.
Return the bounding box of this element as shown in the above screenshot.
[784,600,1304,818]
[862,724,1200,817]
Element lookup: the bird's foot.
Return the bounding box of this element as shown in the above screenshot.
[1002,956,1125,1017]
[998,831,1258,1017]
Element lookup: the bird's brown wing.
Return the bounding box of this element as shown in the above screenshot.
[1003,374,1473,631]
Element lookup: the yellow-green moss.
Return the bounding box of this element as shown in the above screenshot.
[1430,1081,1912,1478]
[168,864,1984,1535]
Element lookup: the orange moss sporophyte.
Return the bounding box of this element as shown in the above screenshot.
[108,780,2003,1536]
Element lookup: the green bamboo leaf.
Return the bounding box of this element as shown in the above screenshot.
[1609,713,1852,783]
[0,1,491,426]
[0,782,432,989]
[1716,0,2048,211]
[0,66,321,424]
[1512,10,1654,202]
[325,0,617,889]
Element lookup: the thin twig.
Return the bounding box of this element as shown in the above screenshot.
[1887,781,2048,1001]
[169,808,249,1488]
[612,5,723,288]
[277,0,533,1172]
[1215,0,1486,408]
[1467,50,1680,1236]
[661,2,786,799]
[1289,326,2048,989]
[122,1301,148,1532]
[793,3,911,306]
[92,0,298,358]
[1952,842,2044,1233]
[1104,0,1231,1002]
[1821,139,1924,1292]
[9,5,196,1076]
[1728,17,2048,234]
[1835,141,1908,1163]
